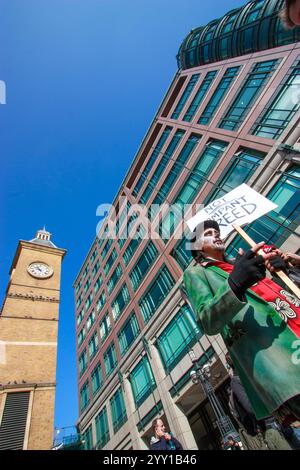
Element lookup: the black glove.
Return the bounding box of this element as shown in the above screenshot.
[268,255,287,272]
[229,250,266,300]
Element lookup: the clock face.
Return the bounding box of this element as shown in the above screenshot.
[27,262,54,279]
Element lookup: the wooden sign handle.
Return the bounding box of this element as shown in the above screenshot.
[232,224,300,300]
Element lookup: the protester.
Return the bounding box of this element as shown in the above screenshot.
[149,418,183,450]
[279,0,300,29]
[182,220,300,428]
[225,435,242,450]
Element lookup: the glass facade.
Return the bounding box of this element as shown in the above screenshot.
[133,126,172,197]
[171,74,200,119]
[122,226,146,266]
[139,265,175,323]
[140,129,185,204]
[183,70,218,122]
[171,236,194,271]
[218,60,278,131]
[252,58,300,139]
[157,304,202,371]
[205,148,264,203]
[227,165,300,254]
[104,342,117,376]
[91,363,103,396]
[129,241,158,291]
[198,67,240,125]
[129,356,156,407]
[110,388,127,433]
[152,134,201,206]
[111,283,131,321]
[95,407,110,449]
[118,312,140,356]
[159,140,228,239]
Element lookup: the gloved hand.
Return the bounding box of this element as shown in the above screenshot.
[229,249,266,299]
[268,255,287,272]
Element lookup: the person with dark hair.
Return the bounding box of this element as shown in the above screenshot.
[182,220,300,429]
[279,0,300,29]
[149,418,183,451]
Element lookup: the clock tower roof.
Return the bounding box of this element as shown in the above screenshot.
[29,227,57,248]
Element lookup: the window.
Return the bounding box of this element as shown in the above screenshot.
[183,71,217,122]
[92,260,100,278]
[171,74,200,119]
[111,284,130,321]
[83,264,89,280]
[122,225,146,265]
[139,265,175,323]
[218,60,278,131]
[157,304,202,371]
[227,165,300,254]
[171,236,193,271]
[76,293,83,309]
[78,327,86,346]
[104,342,117,376]
[152,134,201,206]
[129,356,156,407]
[118,312,140,356]
[252,58,300,139]
[107,264,122,295]
[140,129,185,204]
[198,67,240,125]
[115,201,131,236]
[243,0,264,24]
[75,279,82,294]
[99,312,111,342]
[159,140,228,239]
[133,126,172,197]
[86,311,95,331]
[80,381,90,412]
[79,350,88,377]
[94,275,103,294]
[118,211,139,249]
[110,388,127,433]
[84,278,91,294]
[205,148,264,204]
[82,425,93,450]
[129,242,158,291]
[90,248,97,264]
[95,407,110,449]
[104,248,117,276]
[77,309,85,326]
[85,293,93,312]
[101,238,113,260]
[96,291,106,314]
[91,363,103,396]
[88,331,99,360]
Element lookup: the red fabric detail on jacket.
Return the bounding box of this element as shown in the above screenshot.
[209,260,300,338]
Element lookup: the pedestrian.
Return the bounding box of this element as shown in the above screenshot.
[182,220,300,429]
[149,418,183,450]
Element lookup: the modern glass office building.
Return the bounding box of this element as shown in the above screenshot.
[74,0,300,450]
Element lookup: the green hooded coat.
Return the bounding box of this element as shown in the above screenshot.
[183,264,300,420]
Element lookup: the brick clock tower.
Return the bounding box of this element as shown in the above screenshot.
[0,228,66,450]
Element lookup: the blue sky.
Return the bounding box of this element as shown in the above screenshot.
[0,0,243,433]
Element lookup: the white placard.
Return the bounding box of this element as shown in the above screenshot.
[186,184,278,238]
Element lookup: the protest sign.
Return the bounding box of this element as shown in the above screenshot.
[186,184,278,237]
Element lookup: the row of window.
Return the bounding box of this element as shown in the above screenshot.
[80,303,201,417]
[170,56,300,141]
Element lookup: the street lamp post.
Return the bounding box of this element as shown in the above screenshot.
[188,349,238,448]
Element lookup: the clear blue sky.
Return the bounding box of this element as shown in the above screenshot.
[0,0,243,432]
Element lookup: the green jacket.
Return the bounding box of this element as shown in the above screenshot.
[183,264,300,420]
